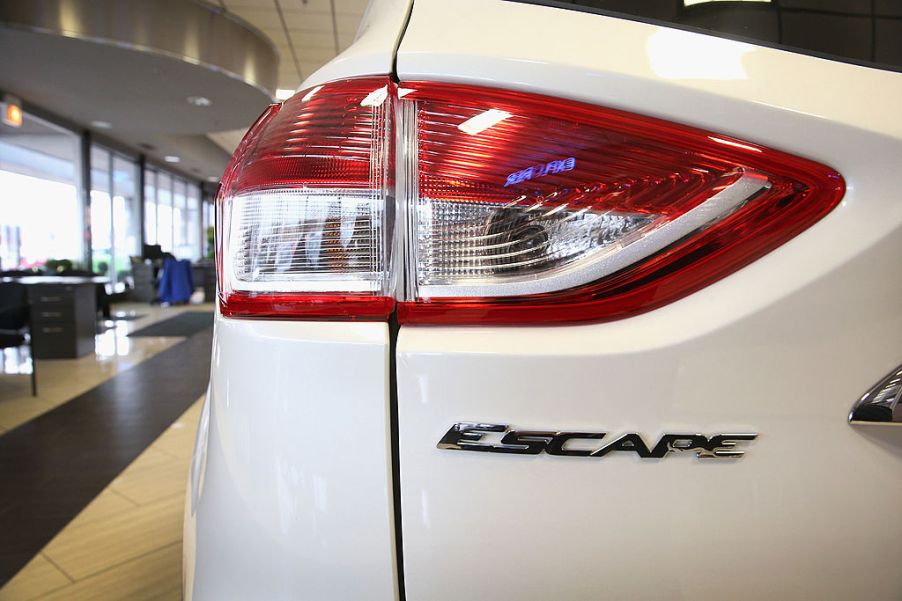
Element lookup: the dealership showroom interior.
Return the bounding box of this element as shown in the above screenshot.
[0,0,900,600]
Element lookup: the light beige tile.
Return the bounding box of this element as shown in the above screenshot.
[150,406,203,460]
[65,490,138,530]
[152,433,197,460]
[43,493,184,580]
[34,543,182,601]
[0,554,72,601]
[118,446,179,474]
[109,402,202,504]
[110,452,189,506]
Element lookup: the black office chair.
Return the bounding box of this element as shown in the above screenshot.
[0,282,36,396]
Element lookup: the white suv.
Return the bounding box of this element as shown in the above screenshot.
[183,0,902,599]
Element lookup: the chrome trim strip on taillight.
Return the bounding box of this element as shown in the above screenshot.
[393,95,418,302]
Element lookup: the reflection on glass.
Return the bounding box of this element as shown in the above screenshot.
[360,86,388,107]
[458,109,512,135]
[94,320,133,358]
[1,345,33,375]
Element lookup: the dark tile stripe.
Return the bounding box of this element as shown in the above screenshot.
[0,326,213,585]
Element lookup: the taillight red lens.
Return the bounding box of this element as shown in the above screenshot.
[396,81,844,325]
[218,77,844,324]
[217,77,395,320]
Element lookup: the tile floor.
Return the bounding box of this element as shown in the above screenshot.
[0,397,202,600]
[0,302,212,600]
[0,303,206,433]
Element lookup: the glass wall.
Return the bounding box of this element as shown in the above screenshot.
[144,169,157,245]
[90,145,140,285]
[187,184,200,259]
[156,171,173,252]
[173,178,187,257]
[1,106,205,277]
[113,155,140,280]
[0,112,83,271]
[143,167,202,260]
[90,146,112,277]
[202,187,216,260]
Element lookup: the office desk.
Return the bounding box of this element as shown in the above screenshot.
[3,277,107,359]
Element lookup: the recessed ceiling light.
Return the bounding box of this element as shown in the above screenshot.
[91,120,112,129]
[275,88,295,101]
[187,96,212,107]
[206,176,220,183]
[164,155,181,163]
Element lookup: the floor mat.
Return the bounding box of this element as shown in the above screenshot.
[128,311,213,337]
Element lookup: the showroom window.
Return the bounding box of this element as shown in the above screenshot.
[173,178,187,257]
[143,166,202,260]
[0,111,83,271]
[202,191,215,259]
[144,168,157,246]
[90,145,140,287]
[187,184,201,260]
[157,171,173,252]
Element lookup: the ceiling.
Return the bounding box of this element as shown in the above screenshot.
[0,26,271,181]
[204,0,371,155]
[217,0,371,94]
[0,0,371,179]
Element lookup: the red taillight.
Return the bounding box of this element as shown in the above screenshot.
[396,81,844,324]
[217,77,395,320]
[218,78,844,324]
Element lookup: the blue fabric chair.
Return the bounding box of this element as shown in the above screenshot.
[158,258,195,304]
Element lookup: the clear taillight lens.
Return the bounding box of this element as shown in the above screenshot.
[218,78,844,323]
[217,77,394,319]
[396,82,844,324]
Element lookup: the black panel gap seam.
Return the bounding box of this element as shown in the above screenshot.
[389,2,414,597]
[390,0,415,84]
[387,309,406,601]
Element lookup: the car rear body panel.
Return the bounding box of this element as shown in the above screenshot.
[184,318,397,600]
[394,0,902,599]
[187,0,902,598]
